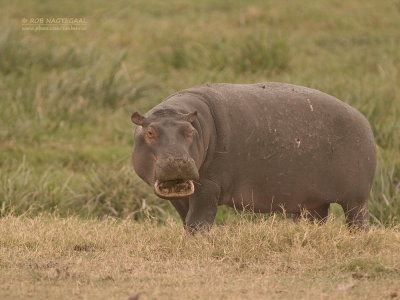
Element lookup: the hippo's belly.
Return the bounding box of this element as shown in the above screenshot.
[201,83,376,212]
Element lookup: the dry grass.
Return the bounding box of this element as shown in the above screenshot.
[1,216,399,299]
[0,0,399,222]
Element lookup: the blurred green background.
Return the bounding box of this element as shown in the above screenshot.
[0,0,399,223]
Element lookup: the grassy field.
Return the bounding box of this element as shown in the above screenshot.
[0,0,400,299]
[1,216,400,299]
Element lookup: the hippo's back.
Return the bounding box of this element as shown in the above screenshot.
[174,83,376,212]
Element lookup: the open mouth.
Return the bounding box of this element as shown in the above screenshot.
[154,179,195,199]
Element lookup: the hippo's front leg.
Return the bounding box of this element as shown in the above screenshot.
[185,178,220,233]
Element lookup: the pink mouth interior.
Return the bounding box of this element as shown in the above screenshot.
[154,179,195,198]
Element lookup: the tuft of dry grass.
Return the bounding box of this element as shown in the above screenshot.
[1,216,399,299]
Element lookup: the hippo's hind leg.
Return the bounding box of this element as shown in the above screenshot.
[340,197,369,229]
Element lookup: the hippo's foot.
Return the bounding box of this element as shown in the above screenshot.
[184,223,213,235]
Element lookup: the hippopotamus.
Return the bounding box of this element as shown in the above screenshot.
[131,83,376,231]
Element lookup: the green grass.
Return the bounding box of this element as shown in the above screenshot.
[0,0,399,223]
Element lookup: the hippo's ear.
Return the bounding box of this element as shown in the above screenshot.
[185,111,197,123]
[131,112,145,125]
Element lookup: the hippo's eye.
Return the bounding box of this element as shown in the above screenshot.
[145,127,157,141]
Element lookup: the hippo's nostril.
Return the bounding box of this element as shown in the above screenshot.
[174,159,186,167]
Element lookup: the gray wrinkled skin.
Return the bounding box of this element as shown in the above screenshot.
[132,83,377,232]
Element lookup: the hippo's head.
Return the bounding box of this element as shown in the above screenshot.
[131,109,201,199]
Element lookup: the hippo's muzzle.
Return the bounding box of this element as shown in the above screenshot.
[154,157,199,199]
